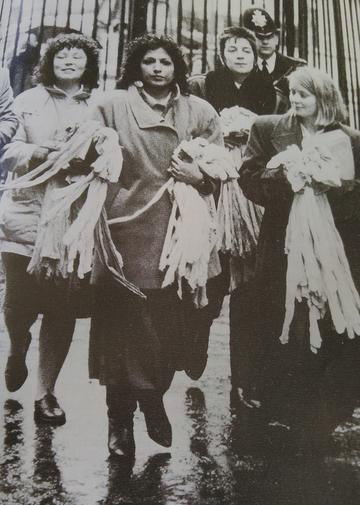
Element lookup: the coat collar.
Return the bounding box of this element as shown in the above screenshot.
[44,84,91,101]
[127,84,180,132]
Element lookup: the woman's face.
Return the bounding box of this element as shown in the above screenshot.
[53,46,87,84]
[289,83,317,119]
[140,47,175,93]
[223,37,255,76]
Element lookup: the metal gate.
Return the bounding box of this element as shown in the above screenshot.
[0,0,359,127]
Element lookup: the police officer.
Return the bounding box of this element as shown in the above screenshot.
[243,7,306,93]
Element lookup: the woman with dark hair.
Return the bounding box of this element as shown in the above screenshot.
[189,26,286,115]
[189,27,287,409]
[0,32,100,425]
[240,66,360,446]
[89,33,223,459]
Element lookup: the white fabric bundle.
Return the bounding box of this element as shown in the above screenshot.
[266,129,360,352]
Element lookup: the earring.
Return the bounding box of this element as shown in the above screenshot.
[134,80,143,88]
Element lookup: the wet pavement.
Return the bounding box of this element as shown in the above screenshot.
[0,299,360,505]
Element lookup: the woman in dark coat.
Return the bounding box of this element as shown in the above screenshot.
[89,34,223,459]
[189,27,287,408]
[240,66,360,444]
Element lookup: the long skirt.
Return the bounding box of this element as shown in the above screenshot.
[89,279,220,399]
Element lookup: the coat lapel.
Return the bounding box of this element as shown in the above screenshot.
[270,114,303,153]
[127,84,179,134]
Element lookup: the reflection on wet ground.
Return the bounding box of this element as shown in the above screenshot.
[0,304,360,505]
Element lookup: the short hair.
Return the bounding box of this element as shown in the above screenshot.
[219,26,257,63]
[288,66,348,126]
[117,33,189,94]
[33,33,100,89]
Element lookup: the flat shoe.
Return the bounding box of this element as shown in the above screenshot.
[34,393,66,426]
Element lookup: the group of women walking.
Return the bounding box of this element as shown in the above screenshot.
[1,26,360,463]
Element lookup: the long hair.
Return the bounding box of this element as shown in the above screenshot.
[33,33,100,89]
[117,33,189,94]
[288,66,348,126]
[219,26,257,66]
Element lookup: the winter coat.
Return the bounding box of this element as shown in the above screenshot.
[0,84,92,256]
[0,67,18,149]
[239,113,360,341]
[188,66,287,115]
[91,84,223,289]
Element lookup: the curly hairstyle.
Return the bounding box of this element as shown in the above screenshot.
[117,33,189,94]
[33,33,100,89]
[288,66,348,126]
[219,26,257,65]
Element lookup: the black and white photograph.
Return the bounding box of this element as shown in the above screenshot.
[0,1,359,504]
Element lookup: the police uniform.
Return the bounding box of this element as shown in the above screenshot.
[243,7,306,94]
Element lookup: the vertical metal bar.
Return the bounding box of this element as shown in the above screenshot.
[298,0,308,61]
[177,0,182,45]
[37,0,48,53]
[314,0,320,66]
[342,0,355,120]
[353,0,360,128]
[116,0,127,78]
[201,0,208,74]
[238,0,243,26]
[102,0,112,90]
[348,0,359,128]
[53,0,60,36]
[92,0,100,40]
[214,0,219,69]
[0,0,6,65]
[79,0,86,33]
[332,0,348,108]
[152,0,158,32]
[284,0,295,56]
[164,0,170,35]
[227,0,232,26]
[325,0,333,75]
[320,0,329,72]
[189,0,195,73]
[66,0,73,29]
[2,0,15,62]
[12,0,25,60]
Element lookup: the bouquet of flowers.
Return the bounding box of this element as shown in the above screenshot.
[159,137,237,308]
[265,130,360,352]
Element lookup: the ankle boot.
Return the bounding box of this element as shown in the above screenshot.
[141,397,172,448]
[108,416,135,459]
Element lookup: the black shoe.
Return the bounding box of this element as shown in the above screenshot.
[5,334,31,392]
[108,417,135,459]
[34,393,66,426]
[142,399,172,448]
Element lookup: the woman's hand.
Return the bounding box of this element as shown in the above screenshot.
[168,154,204,186]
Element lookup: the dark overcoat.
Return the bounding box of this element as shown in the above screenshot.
[239,113,360,430]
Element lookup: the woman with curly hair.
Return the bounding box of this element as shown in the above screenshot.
[0,32,100,425]
[89,33,223,459]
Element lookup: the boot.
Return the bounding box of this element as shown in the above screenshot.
[5,332,32,392]
[141,397,172,448]
[4,307,37,393]
[108,416,135,459]
[106,386,136,459]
